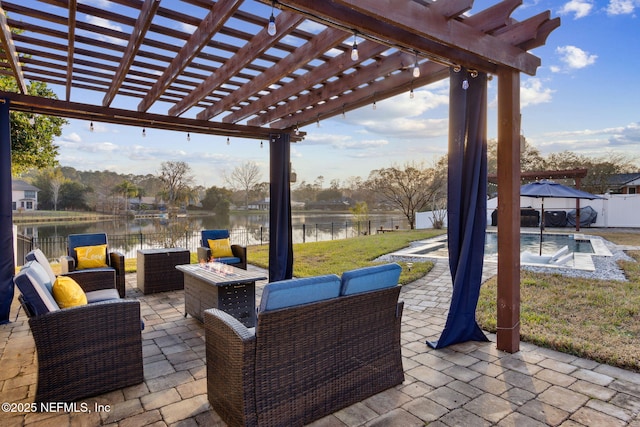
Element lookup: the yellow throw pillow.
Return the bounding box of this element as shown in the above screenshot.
[75,244,108,269]
[52,276,88,308]
[208,238,233,258]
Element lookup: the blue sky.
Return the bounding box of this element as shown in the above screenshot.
[52,0,640,188]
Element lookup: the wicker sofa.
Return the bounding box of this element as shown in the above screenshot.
[14,252,143,404]
[204,263,404,427]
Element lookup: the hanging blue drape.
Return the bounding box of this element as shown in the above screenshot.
[428,68,489,348]
[268,133,293,282]
[0,99,15,324]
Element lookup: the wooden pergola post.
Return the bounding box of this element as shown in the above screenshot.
[496,68,521,353]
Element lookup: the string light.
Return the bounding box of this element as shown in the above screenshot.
[412,51,420,78]
[350,32,358,61]
[316,115,320,128]
[89,121,94,132]
[410,87,414,99]
[462,79,469,90]
[142,127,146,137]
[295,123,300,135]
[187,132,191,142]
[267,1,276,36]
[342,105,346,119]
[226,137,230,145]
[260,140,263,148]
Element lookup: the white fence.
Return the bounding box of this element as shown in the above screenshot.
[416,193,640,229]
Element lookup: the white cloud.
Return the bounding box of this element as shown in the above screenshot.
[609,122,640,146]
[83,16,126,46]
[554,45,597,71]
[178,22,197,34]
[606,0,640,15]
[559,0,594,18]
[520,78,554,107]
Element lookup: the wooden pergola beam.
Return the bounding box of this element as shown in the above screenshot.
[224,40,390,125]
[103,0,160,107]
[169,11,305,117]
[197,26,350,121]
[65,0,77,101]
[137,0,242,112]
[496,68,521,353]
[0,5,27,94]
[1,91,304,142]
[273,61,449,129]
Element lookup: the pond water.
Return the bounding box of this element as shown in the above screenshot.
[18,212,407,259]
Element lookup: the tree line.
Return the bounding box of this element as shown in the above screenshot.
[19,137,639,230]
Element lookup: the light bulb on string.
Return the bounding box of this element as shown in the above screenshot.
[226,137,230,145]
[260,140,263,148]
[267,1,276,36]
[187,132,191,142]
[351,33,358,61]
[412,51,420,78]
[410,88,414,99]
[142,127,146,137]
[462,79,469,90]
[89,121,94,132]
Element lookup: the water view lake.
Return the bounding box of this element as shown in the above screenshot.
[18,212,407,259]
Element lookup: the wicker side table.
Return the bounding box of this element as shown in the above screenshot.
[137,248,190,294]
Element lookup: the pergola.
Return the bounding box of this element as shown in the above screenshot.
[0,0,560,352]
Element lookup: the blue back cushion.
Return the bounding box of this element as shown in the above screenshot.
[259,274,341,312]
[340,263,401,295]
[201,229,230,247]
[14,261,60,316]
[68,233,108,263]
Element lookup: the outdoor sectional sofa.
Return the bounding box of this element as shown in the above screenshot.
[204,263,405,427]
[14,250,143,404]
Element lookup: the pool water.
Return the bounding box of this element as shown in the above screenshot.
[484,232,594,256]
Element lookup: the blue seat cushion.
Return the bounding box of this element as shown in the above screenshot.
[86,289,121,304]
[14,261,60,316]
[259,274,341,312]
[340,263,401,296]
[216,256,241,265]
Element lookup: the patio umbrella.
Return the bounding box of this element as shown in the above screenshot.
[520,180,605,255]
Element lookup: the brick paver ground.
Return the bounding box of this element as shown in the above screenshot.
[1,261,639,426]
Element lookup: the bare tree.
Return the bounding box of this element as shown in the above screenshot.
[49,169,67,211]
[158,161,194,207]
[224,161,262,209]
[366,161,442,229]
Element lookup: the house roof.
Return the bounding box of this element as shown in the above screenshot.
[11,179,39,192]
[0,0,559,141]
[607,173,640,187]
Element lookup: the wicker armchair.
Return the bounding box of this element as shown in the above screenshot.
[60,233,126,297]
[14,260,143,404]
[197,229,247,270]
[204,265,404,427]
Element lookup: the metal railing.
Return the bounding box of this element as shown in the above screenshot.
[25,217,406,264]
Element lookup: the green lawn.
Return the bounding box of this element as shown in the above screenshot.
[247,229,445,285]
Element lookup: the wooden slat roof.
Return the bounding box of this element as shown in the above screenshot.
[0,0,559,141]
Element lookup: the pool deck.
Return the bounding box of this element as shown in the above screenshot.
[2,261,640,426]
[390,228,617,271]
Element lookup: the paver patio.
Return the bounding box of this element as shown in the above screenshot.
[1,261,639,426]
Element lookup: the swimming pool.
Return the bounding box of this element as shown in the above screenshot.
[484,232,594,256]
[395,231,595,259]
